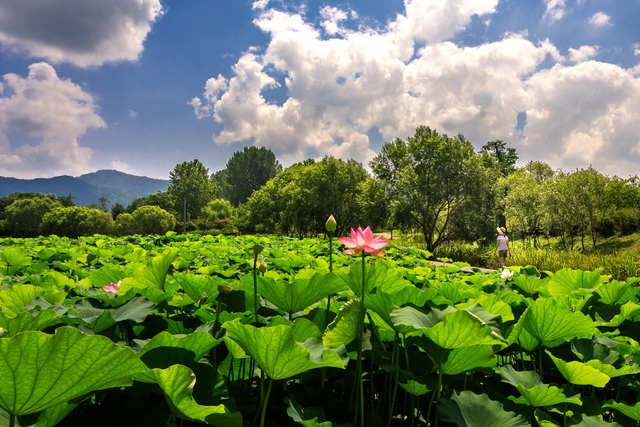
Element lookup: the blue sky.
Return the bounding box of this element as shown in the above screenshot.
[0,0,639,180]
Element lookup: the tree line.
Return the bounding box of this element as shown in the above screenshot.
[2,127,639,255]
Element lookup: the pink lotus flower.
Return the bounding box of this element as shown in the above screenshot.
[338,226,389,257]
[102,280,121,294]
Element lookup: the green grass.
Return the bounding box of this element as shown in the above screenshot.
[395,231,640,281]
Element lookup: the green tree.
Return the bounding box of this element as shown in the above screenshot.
[41,207,114,238]
[4,197,62,237]
[246,157,368,236]
[480,140,519,177]
[203,199,235,221]
[98,197,110,212]
[127,191,176,215]
[216,146,282,206]
[371,126,494,253]
[130,205,177,235]
[168,160,218,221]
[114,212,135,236]
[111,203,126,219]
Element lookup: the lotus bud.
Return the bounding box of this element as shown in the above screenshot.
[258,260,267,273]
[217,284,233,295]
[325,215,337,232]
[253,244,264,256]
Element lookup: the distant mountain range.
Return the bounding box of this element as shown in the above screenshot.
[0,170,169,208]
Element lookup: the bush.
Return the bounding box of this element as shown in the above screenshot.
[114,213,135,236]
[41,207,114,238]
[130,206,176,235]
[4,197,61,237]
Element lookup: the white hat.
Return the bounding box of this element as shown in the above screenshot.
[497,227,506,235]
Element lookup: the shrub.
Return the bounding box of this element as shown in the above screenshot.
[41,207,114,238]
[131,205,176,235]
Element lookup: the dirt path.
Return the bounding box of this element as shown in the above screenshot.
[428,260,497,274]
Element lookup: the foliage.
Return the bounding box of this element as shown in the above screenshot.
[371,126,495,252]
[246,157,369,236]
[0,233,639,426]
[40,206,114,238]
[480,139,519,177]
[3,197,62,238]
[168,159,218,221]
[214,146,282,207]
[129,205,177,235]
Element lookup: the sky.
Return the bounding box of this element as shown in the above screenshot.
[0,0,639,181]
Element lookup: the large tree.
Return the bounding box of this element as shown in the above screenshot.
[246,157,368,236]
[371,126,494,253]
[216,146,282,206]
[167,159,218,221]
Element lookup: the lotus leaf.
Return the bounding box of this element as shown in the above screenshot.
[546,351,610,387]
[0,326,147,416]
[439,390,529,427]
[523,297,595,345]
[223,321,345,380]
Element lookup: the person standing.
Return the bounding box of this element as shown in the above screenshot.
[495,227,510,268]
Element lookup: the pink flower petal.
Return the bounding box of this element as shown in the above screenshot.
[338,237,357,248]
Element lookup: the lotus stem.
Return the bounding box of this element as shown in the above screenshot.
[9,414,15,427]
[259,378,274,427]
[253,253,259,324]
[387,332,400,427]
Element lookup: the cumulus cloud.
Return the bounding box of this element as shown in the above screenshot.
[588,12,611,28]
[0,0,163,67]
[568,45,598,62]
[128,109,139,118]
[111,161,134,174]
[543,0,567,23]
[0,63,106,178]
[191,0,640,177]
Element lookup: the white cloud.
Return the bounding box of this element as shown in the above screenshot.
[0,0,163,67]
[543,0,567,23]
[634,42,640,56]
[588,12,611,28]
[111,160,134,174]
[128,109,139,118]
[252,0,270,11]
[568,45,598,62]
[0,63,106,178]
[192,0,640,178]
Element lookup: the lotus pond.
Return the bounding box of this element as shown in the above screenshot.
[1,232,640,427]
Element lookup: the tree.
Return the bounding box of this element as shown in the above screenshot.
[371,126,494,253]
[480,140,519,177]
[40,207,114,238]
[111,203,126,219]
[4,197,62,237]
[127,191,176,216]
[167,160,218,221]
[246,157,369,236]
[216,146,282,206]
[114,213,135,236]
[98,197,110,212]
[130,206,176,235]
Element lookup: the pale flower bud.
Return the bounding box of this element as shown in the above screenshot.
[325,215,337,232]
[259,260,267,273]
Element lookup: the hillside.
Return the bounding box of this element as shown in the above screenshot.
[0,170,169,207]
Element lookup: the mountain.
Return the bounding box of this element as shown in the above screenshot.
[0,170,169,207]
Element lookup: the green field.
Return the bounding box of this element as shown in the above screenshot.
[1,233,639,426]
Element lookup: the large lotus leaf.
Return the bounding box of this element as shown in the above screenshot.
[535,410,621,427]
[322,299,360,348]
[89,265,126,289]
[421,309,504,349]
[546,351,610,387]
[500,365,582,407]
[39,270,76,290]
[438,280,475,304]
[365,285,432,333]
[439,390,529,427]
[223,321,344,380]
[460,304,507,343]
[523,298,595,345]
[0,247,32,276]
[390,302,456,333]
[174,273,221,305]
[414,337,496,375]
[457,294,514,323]
[153,364,242,427]
[507,309,540,351]
[258,272,347,314]
[0,310,60,337]
[511,275,547,295]
[123,249,179,290]
[0,326,148,416]
[571,337,621,365]
[595,281,630,305]
[600,302,640,327]
[547,268,605,297]
[602,400,640,421]
[268,317,323,343]
[136,331,221,367]
[585,359,637,378]
[335,260,411,297]
[399,379,432,397]
[0,284,44,318]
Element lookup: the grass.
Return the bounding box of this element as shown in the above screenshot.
[394,231,640,281]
